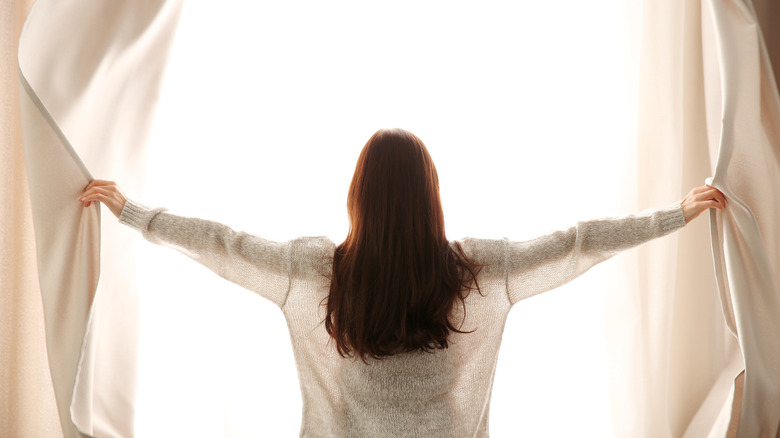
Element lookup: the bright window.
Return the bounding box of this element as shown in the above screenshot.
[137,1,633,436]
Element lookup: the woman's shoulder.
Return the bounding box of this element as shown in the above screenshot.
[451,237,506,279]
[290,235,337,250]
[452,237,505,260]
[288,236,336,278]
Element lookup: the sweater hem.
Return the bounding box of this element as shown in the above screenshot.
[659,202,686,233]
[119,199,154,231]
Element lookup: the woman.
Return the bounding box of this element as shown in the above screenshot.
[80,128,725,437]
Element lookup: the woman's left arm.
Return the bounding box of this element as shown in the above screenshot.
[80,180,290,307]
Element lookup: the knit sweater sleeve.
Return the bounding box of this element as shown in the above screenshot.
[506,202,686,305]
[118,199,290,307]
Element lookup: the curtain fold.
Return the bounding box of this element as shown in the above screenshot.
[607,0,780,436]
[606,0,741,436]
[18,66,99,438]
[14,1,182,436]
[703,0,780,435]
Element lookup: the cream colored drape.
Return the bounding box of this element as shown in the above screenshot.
[5,1,181,437]
[606,0,780,436]
[703,0,780,435]
[605,1,740,436]
[1,1,61,436]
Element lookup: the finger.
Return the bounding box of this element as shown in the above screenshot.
[703,188,726,208]
[81,194,101,206]
[87,191,115,204]
[703,186,720,196]
[84,179,104,191]
[709,191,724,208]
[703,199,724,210]
[82,194,116,210]
[79,188,98,200]
[91,186,114,196]
[80,186,113,200]
[91,181,116,190]
[715,190,727,207]
[81,191,110,203]
[80,186,102,198]
[81,193,102,202]
[696,187,720,203]
[83,179,115,191]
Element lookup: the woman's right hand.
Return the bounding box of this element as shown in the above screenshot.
[79,180,127,219]
[681,185,727,224]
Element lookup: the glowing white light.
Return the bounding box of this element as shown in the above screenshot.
[137,1,633,436]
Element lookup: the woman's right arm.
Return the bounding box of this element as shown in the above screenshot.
[505,185,725,305]
[80,180,290,307]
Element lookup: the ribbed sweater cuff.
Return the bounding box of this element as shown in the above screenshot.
[119,199,154,231]
[658,202,687,233]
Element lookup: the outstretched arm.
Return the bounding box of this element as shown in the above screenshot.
[80,180,290,307]
[506,185,725,304]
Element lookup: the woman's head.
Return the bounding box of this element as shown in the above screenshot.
[346,128,445,248]
[326,128,480,360]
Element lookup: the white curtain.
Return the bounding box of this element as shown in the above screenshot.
[13,1,181,436]
[606,0,780,436]
[703,0,780,435]
[605,1,739,436]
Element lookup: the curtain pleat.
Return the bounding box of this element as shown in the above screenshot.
[703,0,780,435]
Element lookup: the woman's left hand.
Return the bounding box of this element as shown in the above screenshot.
[681,185,727,224]
[79,179,127,219]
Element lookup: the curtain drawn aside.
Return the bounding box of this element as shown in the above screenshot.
[702,0,780,436]
[1,0,62,436]
[607,0,780,436]
[17,1,182,436]
[605,1,742,436]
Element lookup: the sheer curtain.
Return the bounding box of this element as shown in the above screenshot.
[606,0,780,437]
[604,1,740,436]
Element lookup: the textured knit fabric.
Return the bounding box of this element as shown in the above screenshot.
[119,199,686,437]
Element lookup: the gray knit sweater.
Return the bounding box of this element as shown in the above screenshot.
[119,199,686,437]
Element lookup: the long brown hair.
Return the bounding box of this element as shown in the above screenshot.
[325,128,481,360]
